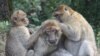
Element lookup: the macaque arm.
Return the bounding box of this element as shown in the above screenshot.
[33,37,47,56]
[60,23,81,41]
[28,28,34,34]
[25,27,43,49]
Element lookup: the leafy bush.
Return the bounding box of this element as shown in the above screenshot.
[0,21,10,32]
[0,0,100,47]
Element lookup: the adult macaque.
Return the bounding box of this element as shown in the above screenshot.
[5,10,41,56]
[33,20,72,56]
[53,4,97,56]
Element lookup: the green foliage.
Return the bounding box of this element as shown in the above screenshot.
[96,29,100,48]
[13,0,41,25]
[12,0,73,25]
[0,0,100,47]
[0,21,10,32]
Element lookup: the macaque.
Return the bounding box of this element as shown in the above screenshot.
[5,10,41,56]
[50,48,73,56]
[53,4,97,56]
[33,20,63,56]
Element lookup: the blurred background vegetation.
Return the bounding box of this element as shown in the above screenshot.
[0,0,100,47]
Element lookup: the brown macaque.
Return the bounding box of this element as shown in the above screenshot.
[33,20,69,56]
[53,4,97,56]
[5,10,41,56]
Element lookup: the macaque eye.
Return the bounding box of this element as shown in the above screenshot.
[21,18,25,22]
[65,8,67,11]
[45,31,50,36]
[55,30,58,33]
[45,30,50,34]
[52,29,56,32]
[13,17,17,20]
[51,29,58,33]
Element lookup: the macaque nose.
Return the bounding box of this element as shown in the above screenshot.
[49,40,56,44]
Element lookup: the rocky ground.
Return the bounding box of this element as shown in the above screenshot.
[0,32,100,56]
[0,32,6,56]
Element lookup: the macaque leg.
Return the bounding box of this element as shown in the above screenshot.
[78,40,95,56]
[26,50,34,56]
[50,48,73,56]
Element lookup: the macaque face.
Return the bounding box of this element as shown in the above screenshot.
[44,26,61,45]
[11,10,29,26]
[53,5,71,22]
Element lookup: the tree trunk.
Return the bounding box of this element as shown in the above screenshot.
[0,0,12,20]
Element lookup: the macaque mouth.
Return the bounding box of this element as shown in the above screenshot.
[54,14,63,22]
[48,40,57,45]
[54,14,60,18]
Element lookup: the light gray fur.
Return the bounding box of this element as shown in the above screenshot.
[50,48,73,56]
[5,26,34,56]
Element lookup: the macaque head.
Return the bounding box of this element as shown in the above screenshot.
[53,4,74,22]
[42,20,62,45]
[11,10,29,26]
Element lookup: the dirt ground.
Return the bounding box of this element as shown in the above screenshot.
[98,48,100,55]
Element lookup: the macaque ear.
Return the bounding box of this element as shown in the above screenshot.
[13,17,17,20]
[21,18,26,22]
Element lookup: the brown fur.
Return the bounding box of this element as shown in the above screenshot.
[53,4,97,56]
[42,20,61,31]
